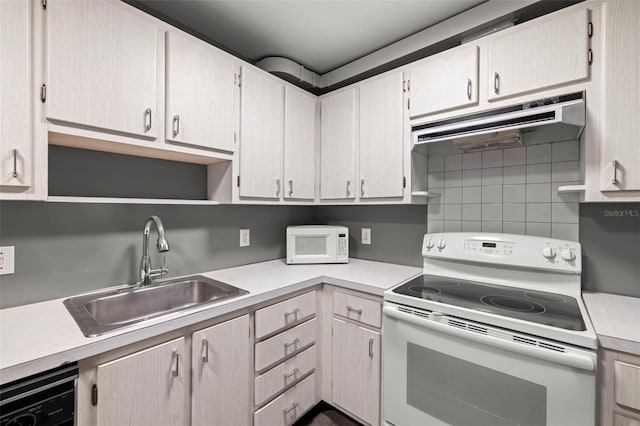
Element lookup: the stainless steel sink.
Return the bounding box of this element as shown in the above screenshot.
[64,276,249,337]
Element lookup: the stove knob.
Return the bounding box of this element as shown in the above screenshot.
[542,246,556,259]
[560,248,575,261]
[425,238,434,250]
[437,237,446,250]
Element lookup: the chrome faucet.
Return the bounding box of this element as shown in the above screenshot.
[139,215,170,286]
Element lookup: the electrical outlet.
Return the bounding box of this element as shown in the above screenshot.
[239,229,250,247]
[361,228,371,245]
[0,246,15,275]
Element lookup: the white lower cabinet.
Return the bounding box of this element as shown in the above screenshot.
[191,315,251,426]
[94,337,187,426]
[599,349,640,426]
[331,318,381,426]
[254,373,317,426]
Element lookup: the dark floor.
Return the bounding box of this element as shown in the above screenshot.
[294,402,362,426]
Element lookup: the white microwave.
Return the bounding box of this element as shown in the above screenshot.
[286,225,349,264]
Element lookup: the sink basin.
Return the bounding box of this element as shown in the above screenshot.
[64,276,249,337]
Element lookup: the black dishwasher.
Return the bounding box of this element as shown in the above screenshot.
[0,363,77,426]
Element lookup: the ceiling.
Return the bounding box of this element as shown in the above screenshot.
[136,0,487,74]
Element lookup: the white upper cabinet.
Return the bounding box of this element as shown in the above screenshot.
[409,45,479,118]
[598,0,640,193]
[47,0,159,139]
[284,87,316,200]
[239,67,284,199]
[0,0,32,188]
[320,89,356,200]
[359,72,404,199]
[165,31,236,152]
[487,8,590,101]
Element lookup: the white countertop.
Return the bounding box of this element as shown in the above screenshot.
[583,292,640,356]
[0,258,421,384]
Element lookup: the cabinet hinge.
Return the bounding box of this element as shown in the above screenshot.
[238,74,242,88]
[588,49,593,65]
[407,79,410,91]
[234,132,237,144]
[234,73,237,86]
[588,22,593,38]
[237,175,240,187]
[407,98,410,110]
[40,84,46,103]
[41,0,46,9]
[403,176,406,188]
[403,80,406,93]
[91,384,98,406]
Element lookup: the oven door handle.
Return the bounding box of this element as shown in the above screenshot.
[383,306,596,372]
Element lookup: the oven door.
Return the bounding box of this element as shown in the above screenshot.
[382,303,596,426]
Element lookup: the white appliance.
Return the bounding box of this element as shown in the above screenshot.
[286,225,348,264]
[382,233,598,426]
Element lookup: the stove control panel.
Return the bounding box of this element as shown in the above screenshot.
[422,233,581,274]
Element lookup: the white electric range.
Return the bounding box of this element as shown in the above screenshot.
[382,233,598,426]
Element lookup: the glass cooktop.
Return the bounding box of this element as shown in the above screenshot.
[393,274,586,331]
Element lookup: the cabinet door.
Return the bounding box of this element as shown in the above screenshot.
[359,72,404,199]
[192,315,250,426]
[95,337,186,426]
[487,8,589,101]
[332,318,380,426]
[284,87,316,200]
[320,89,356,200]
[239,67,284,199]
[166,31,236,152]
[599,0,640,192]
[47,0,158,139]
[0,0,31,187]
[410,45,479,118]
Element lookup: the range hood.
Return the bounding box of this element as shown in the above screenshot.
[412,92,585,152]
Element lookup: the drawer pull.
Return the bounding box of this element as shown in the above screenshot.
[144,107,152,132]
[612,160,620,185]
[11,149,18,178]
[346,305,362,315]
[284,308,300,322]
[283,367,299,381]
[284,338,300,350]
[172,114,180,137]
[201,339,209,363]
[283,401,299,415]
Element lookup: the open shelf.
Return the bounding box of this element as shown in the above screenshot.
[556,184,585,193]
[411,191,441,198]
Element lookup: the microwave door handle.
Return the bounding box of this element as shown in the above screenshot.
[382,306,596,372]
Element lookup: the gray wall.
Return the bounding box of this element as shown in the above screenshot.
[0,202,315,308]
[580,203,640,297]
[315,205,427,267]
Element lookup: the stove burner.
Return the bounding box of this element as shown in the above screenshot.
[408,285,441,295]
[480,295,546,314]
[524,292,568,304]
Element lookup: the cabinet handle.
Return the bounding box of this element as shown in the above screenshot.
[283,367,299,380]
[466,79,472,100]
[283,401,299,415]
[288,180,293,197]
[172,115,180,137]
[346,305,362,315]
[612,160,619,185]
[346,180,351,197]
[201,339,209,363]
[171,350,179,377]
[493,72,500,95]
[284,307,300,322]
[369,338,374,358]
[144,108,152,132]
[361,179,365,197]
[284,337,300,350]
[276,178,281,197]
[11,149,18,178]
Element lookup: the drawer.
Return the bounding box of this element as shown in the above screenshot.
[255,345,317,406]
[254,373,317,426]
[614,360,640,411]
[255,318,317,372]
[333,290,381,328]
[255,291,316,339]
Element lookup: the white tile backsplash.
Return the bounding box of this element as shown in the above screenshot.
[426,140,580,241]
